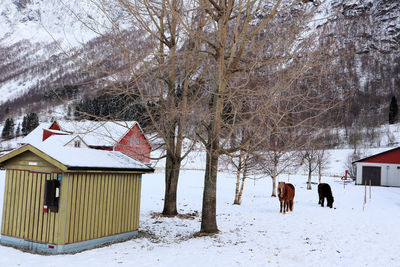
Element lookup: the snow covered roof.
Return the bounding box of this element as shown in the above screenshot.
[21,120,144,148]
[55,120,139,147]
[20,122,52,145]
[44,134,88,148]
[0,144,154,173]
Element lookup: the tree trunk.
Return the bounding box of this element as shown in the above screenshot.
[307,161,312,190]
[201,144,219,233]
[233,174,241,204]
[233,155,243,205]
[162,152,180,216]
[318,164,322,184]
[271,176,277,197]
[271,161,278,197]
[200,12,227,234]
[201,82,224,233]
[236,154,248,205]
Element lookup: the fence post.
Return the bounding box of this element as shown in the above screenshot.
[369,179,371,200]
[363,181,367,211]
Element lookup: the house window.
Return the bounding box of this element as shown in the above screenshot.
[130,136,134,146]
[74,140,81,148]
[136,138,140,145]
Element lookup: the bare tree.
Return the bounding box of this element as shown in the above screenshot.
[300,140,330,189]
[345,150,363,179]
[316,149,330,184]
[64,0,348,234]
[63,0,207,217]
[187,1,344,233]
[255,125,297,197]
[229,127,260,205]
[231,149,251,205]
[262,150,294,197]
[301,145,319,190]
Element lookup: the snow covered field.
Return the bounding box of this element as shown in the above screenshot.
[0,155,400,266]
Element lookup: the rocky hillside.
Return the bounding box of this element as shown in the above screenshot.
[0,0,399,127]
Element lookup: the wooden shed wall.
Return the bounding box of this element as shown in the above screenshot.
[4,151,61,172]
[61,173,142,245]
[1,170,61,244]
[1,170,142,245]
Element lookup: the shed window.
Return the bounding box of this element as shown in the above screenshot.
[136,138,140,145]
[130,136,134,146]
[44,180,60,212]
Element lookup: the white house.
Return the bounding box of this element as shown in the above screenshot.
[353,147,400,187]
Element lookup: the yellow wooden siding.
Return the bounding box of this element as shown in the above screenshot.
[1,170,142,246]
[135,176,141,228]
[3,151,61,172]
[0,170,62,244]
[1,170,11,235]
[62,173,141,244]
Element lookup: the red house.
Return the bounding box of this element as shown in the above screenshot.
[24,120,151,164]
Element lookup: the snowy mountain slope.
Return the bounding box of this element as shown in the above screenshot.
[0,0,399,125]
[0,0,128,110]
[0,0,153,123]
[0,0,101,46]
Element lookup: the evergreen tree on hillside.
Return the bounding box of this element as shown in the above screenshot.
[2,118,15,139]
[15,123,21,137]
[22,113,39,136]
[74,93,151,127]
[21,115,28,135]
[389,96,398,124]
[29,113,39,131]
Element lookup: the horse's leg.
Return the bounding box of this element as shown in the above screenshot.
[290,199,294,212]
[280,201,283,213]
[321,197,325,207]
[283,199,287,213]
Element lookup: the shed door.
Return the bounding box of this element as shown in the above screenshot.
[362,166,381,186]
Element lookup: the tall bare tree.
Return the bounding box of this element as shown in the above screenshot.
[66,0,207,216]
[186,1,341,233]
[66,0,348,234]
[229,126,260,205]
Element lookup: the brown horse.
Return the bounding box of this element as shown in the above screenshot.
[277,182,295,214]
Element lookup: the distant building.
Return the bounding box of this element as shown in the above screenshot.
[22,120,151,164]
[353,147,400,187]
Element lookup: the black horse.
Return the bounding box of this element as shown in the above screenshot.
[318,183,334,208]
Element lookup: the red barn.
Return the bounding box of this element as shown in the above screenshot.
[353,147,400,187]
[23,120,151,164]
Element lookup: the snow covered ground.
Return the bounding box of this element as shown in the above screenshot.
[0,151,400,266]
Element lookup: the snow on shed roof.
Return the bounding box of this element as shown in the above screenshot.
[56,120,138,147]
[0,143,153,172]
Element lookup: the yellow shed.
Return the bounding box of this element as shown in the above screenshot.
[0,144,153,254]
